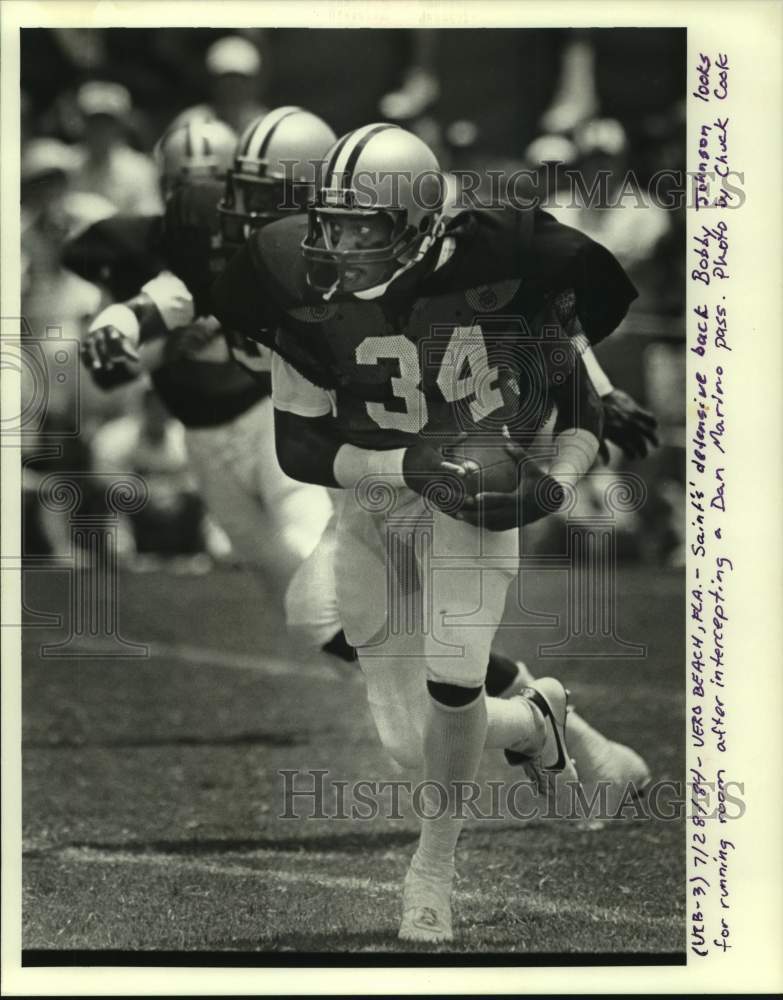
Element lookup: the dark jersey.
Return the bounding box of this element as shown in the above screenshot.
[64,213,165,301]
[65,181,269,428]
[211,206,637,449]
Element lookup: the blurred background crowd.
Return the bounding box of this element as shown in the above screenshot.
[19,27,687,570]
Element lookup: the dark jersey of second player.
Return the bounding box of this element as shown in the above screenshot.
[64,177,271,428]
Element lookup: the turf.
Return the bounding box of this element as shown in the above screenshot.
[20,563,685,956]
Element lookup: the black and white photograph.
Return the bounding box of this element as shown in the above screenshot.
[2,1,781,989]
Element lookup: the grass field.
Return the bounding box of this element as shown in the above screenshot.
[21,561,685,959]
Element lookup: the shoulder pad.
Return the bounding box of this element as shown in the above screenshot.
[435,204,535,288]
[250,215,313,307]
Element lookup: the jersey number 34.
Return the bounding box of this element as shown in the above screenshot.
[355,326,504,432]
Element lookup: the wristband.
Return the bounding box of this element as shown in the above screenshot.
[581,346,614,398]
[333,444,407,489]
[550,428,600,486]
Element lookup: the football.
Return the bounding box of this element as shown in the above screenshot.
[441,435,521,496]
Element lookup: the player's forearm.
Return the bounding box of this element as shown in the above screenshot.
[549,429,600,485]
[275,409,407,489]
[275,409,341,487]
[580,345,613,398]
[92,271,196,344]
[549,355,603,484]
[568,324,613,398]
[89,293,166,351]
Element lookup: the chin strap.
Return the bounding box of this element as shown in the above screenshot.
[322,276,341,302]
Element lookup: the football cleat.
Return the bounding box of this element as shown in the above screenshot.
[398,854,454,944]
[567,715,652,821]
[504,677,578,815]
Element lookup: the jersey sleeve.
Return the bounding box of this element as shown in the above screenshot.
[63,215,164,301]
[271,352,333,418]
[141,271,195,331]
[571,238,638,345]
[527,210,638,346]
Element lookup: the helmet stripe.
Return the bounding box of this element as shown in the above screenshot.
[322,132,354,187]
[328,123,395,188]
[342,124,397,188]
[184,122,194,158]
[241,106,301,159]
[256,108,300,160]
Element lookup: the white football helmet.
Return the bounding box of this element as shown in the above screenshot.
[218,107,336,241]
[302,124,445,294]
[155,118,238,198]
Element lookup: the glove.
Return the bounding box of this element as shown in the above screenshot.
[456,441,564,531]
[601,389,659,461]
[402,432,471,517]
[81,324,141,386]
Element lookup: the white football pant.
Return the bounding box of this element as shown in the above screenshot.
[184,396,333,570]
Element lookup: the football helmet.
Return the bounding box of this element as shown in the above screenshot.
[155,118,238,198]
[302,124,445,295]
[218,107,336,242]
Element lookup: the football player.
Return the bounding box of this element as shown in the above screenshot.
[80,112,652,813]
[210,124,652,942]
[74,110,336,575]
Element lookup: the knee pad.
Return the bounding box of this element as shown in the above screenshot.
[426,680,483,708]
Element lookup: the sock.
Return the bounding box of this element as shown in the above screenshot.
[416,691,487,877]
[485,695,544,753]
[321,628,358,663]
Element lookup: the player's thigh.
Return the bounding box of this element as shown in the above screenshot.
[284,515,341,646]
[243,396,333,556]
[185,424,268,563]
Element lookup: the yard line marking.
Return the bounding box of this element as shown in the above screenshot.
[48,845,682,930]
[47,642,675,702]
[49,641,349,682]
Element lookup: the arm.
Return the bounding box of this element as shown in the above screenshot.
[567,310,658,460]
[63,214,164,301]
[549,351,604,486]
[273,353,466,502]
[81,271,196,389]
[459,354,602,532]
[275,408,342,488]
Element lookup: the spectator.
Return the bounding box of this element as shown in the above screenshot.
[529,119,671,313]
[70,81,163,214]
[21,138,106,345]
[91,389,213,565]
[168,35,266,136]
